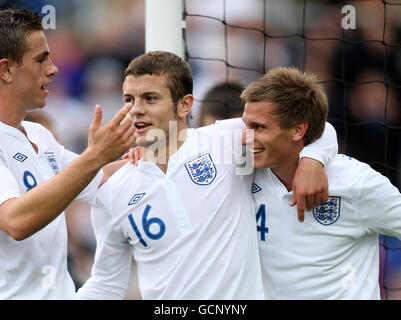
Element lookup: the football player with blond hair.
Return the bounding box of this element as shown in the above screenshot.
[243,67,401,299]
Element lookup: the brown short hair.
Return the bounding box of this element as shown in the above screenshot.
[241,67,328,145]
[125,51,193,104]
[200,82,244,121]
[0,7,43,65]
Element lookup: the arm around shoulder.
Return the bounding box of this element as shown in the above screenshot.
[300,121,338,166]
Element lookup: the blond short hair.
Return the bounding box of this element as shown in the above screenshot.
[241,67,328,145]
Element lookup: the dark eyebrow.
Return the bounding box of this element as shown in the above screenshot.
[123,93,133,100]
[141,91,160,96]
[122,91,160,98]
[35,51,50,60]
[248,119,266,128]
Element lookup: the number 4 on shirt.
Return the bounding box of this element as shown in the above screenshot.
[256,204,269,241]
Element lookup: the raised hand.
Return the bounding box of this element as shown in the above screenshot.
[87,103,136,166]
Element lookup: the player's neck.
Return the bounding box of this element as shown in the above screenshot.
[142,125,189,174]
[271,152,301,192]
[0,102,39,153]
[0,95,26,128]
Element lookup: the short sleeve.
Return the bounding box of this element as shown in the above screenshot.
[299,122,338,166]
[0,164,20,206]
[355,164,401,239]
[59,148,103,206]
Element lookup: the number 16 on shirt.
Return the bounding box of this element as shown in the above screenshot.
[128,204,166,247]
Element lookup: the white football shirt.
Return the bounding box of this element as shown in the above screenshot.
[77,119,337,300]
[77,119,264,299]
[253,154,401,299]
[0,120,102,299]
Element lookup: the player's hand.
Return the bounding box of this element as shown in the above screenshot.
[87,103,136,166]
[290,157,329,223]
[122,146,142,166]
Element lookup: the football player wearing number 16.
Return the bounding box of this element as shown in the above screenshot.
[0,8,135,299]
[244,67,401,299]
[76,51,338,300]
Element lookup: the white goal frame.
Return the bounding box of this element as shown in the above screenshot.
[145,0,185,58]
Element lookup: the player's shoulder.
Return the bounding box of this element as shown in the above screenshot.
[21,120,48,132]
[326,154,376,183]
[0,121,47,139]
[21,120,56,141]
[329,154,371,170]
[192,118,244,135]
[104,161,138,187]
[97,162,138,212]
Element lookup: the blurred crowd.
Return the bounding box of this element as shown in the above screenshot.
[2,0,401,299]
[185,0,401,299]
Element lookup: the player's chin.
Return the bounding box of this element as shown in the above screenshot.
[253,153,270,169]
[135,137,154,148]
[38,101,46,108]
[26,102,46,111]
[253,159,265,169]
[37,96,47,107]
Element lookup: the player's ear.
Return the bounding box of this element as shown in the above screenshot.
[0,58,14,84]
[291,120,308,142]
[177,94,194,119]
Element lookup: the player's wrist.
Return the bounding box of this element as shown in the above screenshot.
[80,148,109,170]
[299,156,324,167]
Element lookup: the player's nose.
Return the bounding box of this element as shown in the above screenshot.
[47,58,58,77]
[241,128,254,146]
[132,100,146,115]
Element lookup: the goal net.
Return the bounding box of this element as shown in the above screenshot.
[183,0,401,300]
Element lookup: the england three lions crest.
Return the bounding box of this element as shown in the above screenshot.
[313,196,341,226]
[185,153,217,185]
[45,152,60,174]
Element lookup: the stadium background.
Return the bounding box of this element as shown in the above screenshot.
[1,0,401,299]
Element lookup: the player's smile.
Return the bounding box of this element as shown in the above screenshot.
[134,121,152,134]
[40,86,47,94]
[251,147,265,155]
[40,83,51,96]
[250,147,266,162]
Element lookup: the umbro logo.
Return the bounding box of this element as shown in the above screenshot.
[128,193,146,206]
[252,183,262,193]
[13,153,27,162]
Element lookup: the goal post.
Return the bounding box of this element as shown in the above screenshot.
[145,0,185,58]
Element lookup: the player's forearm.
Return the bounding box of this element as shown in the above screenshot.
[0,150,104,240]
